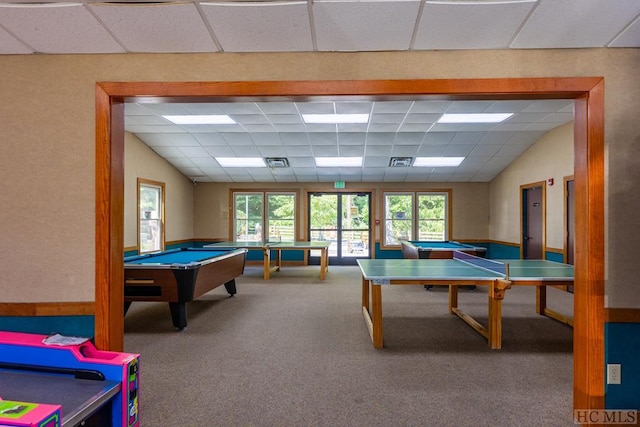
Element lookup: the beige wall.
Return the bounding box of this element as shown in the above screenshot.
[0,49,638,306]
[124,133,194,249]
[489,122,574,250]
[193,182,489,242]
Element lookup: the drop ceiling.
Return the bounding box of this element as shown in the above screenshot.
[0,0,638,54]
[125,98,574,183]
[3,0,635,183]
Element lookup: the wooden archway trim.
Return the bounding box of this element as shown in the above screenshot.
[95,77,605,411]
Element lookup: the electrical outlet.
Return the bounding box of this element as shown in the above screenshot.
[607,364,621,385]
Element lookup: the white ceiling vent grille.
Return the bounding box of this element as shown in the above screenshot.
[265,157,290,168]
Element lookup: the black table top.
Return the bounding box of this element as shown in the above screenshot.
[0,368,120,426]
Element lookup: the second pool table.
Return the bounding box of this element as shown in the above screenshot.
[124,248,247,329]
[400,240,487,259]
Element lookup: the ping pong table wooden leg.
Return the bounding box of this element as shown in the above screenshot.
[487,280,508,350]
[488,291,502,350]
[536,285,547,315]
[370,284,383,348]
[362,276,370,312]
[263,248,271,280]
[361,278,383,348]
[320,248,328,280]
[448,285,459,313]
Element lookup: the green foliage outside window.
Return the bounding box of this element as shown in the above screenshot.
[384,192,448,245]
[234,192,296,242]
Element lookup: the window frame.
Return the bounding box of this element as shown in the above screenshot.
[137,178,165,254]
[381,190,452,249]
[232,190,297,242]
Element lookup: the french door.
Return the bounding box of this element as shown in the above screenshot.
[308,192,371,265]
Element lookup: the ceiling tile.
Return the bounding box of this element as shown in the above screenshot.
[364,156,391,167]
[394,133,424,145]
[285,145,313,157]
[191,158,221,169]
[0,25,32,53]
[257,146,287,157]
[415,1,536,49]
[365,133,396,145]
[200,2,312,52]
[416,146,446,156]
[230,145,263,156]
[307,133,337,145]
[281,132,312,145]
[222,133,255,145]
[251,133,283,145]
[232,114,271,125]
[243,124,278,133]
[423,132,455,145]
[288,157,316,167]
[338,146,365,157]
[450,132,486,145]
[338,133,366,145]
[192,133,228,146]
[390,145,419,156]
[609,14,640,47]
[266,114,303,125]
[512,0,640,48]
[153,147,186,158]
[166,158,196,168]
[364,145,392,156]
[89,3,217,53]
[0,4,124,54]
[313,0,421,51]
[178,147,210,158]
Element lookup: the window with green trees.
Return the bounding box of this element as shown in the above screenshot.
[234,192,296,242]
[138,179,164,253]
[383,191,450,246]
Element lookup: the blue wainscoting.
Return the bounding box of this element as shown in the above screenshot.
[0,316,95,339]
[605,323,640,409]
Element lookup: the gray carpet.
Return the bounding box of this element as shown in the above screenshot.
[124,265,574,427]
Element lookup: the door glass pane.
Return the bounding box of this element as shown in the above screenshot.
[417,193,447,241]
[309,194,338,256]
[234,193,263,241]
[341,194,370,257]
[384,193,413,245]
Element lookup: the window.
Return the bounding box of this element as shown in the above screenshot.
[138,179,165,253]
[382,191,450,246]
[233,192,296,242]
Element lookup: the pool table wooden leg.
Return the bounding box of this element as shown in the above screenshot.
[168,302,187,330]
[224,279,237,296]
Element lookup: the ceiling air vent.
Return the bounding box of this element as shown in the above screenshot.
[265,157,290,168]
[388,157,414,167]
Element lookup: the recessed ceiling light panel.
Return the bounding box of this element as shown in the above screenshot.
[215,157,266,167]
[414,157,465,167]
[163,115,236,125]
[437,113,513,123]
[315,157,363,167]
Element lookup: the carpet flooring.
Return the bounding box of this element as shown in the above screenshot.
[124,264,574,427]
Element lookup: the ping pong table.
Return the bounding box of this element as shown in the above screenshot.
[204,241,330,280]
[357,251,574,349]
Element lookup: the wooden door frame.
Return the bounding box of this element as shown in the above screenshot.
[520,181,547,259]
[564,175,576,265]
[95,77,605,411]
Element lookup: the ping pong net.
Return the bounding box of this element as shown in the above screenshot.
[453,250,510,280]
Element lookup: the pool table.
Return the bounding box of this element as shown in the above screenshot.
[400,240,487,259]
[124,248,247,329]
